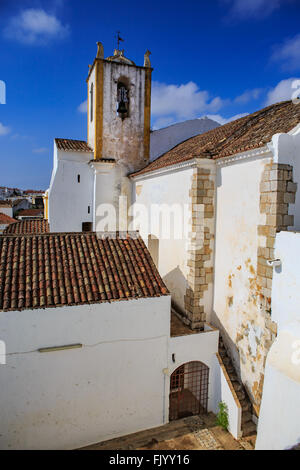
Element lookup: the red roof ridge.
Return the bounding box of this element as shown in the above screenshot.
[131,100,299,178]
[55,138,93,152]
[0,212,17,224]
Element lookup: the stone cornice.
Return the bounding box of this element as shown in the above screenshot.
[215,146,271,167]
[131,158,200,182]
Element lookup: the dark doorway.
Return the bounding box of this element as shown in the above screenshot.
[169,361,209,421]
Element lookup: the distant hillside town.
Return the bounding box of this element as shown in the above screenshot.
[0,186,45,233]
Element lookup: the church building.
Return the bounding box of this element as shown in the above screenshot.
[1,41,300,450]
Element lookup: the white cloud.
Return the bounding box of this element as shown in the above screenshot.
[0,122,10,136]
[265,78,300,105]
[78,100,87,113]
[151,81,228,126]
[33,147,48,154]
[234,88,263,104]
[223,0,282,20]
[4,8,69,45]
[271,33,300,72]
[205,113,249,125]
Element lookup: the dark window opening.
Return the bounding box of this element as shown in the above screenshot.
[90,83,94,122]
[82,222,92,232]
[117,81,129,119]
[77,175,80,183]
[88,206,90,214]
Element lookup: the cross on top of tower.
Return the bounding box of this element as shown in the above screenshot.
[116,31,124,51]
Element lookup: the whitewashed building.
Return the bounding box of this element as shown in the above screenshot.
[0,232,227,450]
[3,41,300,449]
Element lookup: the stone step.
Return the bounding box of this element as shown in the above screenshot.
[221,357,232,366]
[242,411,252,424]
[228,371,239,381]
[242,421,257,437]
[236,389,246,401]
[232,380,243,392]
[240,399,251,412]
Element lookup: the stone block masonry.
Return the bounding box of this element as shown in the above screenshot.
[254,162,297,405]
[184,163,216,330]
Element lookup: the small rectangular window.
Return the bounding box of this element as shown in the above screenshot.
[77,175,80,183]
[82,222,92,232]
[88,206,90,214]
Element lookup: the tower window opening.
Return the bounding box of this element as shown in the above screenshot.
[117,81,129,119]
[77,175,81,183]
[90,83,94,122]
[88,206,90,214]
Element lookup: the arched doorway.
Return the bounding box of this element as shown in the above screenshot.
[169,361,209,421]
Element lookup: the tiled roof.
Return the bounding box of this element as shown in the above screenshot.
[0,213,17,225]
[0,232,169,311]
[23,190,45,195]
[0,200,13,207]
[55,138,93,152]
[131,100,300,177]
[18,209,43,217]
[3,219,50,235]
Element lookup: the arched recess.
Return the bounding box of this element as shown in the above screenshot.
[169,361,209,421]
[117,76,130,118]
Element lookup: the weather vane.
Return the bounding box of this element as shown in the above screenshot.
[116,31,124,50]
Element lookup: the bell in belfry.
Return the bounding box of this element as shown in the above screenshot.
[117,83,129,117]
[117,99,128,115]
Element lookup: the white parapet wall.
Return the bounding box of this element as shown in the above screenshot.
[211,354,242,439]
[256,231,300,450]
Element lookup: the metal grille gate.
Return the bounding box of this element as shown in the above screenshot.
[169,361,209,421]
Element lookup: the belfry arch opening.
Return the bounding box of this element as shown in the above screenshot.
[169,361,209,421]
[117,78,129,119]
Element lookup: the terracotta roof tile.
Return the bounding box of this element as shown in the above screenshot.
[0,232,169,311]
[0,213,17,225]
[131,100,300,177]
[55,138,93,152]
[0,200,13,207]
[4,220,49,235]
[18,209,43,217]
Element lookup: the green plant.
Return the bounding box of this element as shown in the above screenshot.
[216,401,229,430]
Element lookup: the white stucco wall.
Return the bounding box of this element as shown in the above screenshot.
[256,231,300,450]
[169,326,219,413]
[211,354,242,439]
[132,167,193,313]
[0,206,13,217]
[0,295,171,450]
[212,153,272,392]
[150,118,219,162]
[48,144,94,232]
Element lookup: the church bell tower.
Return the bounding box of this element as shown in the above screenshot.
[87,41,152,173]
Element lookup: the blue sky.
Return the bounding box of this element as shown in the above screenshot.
[0,0,300,189]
